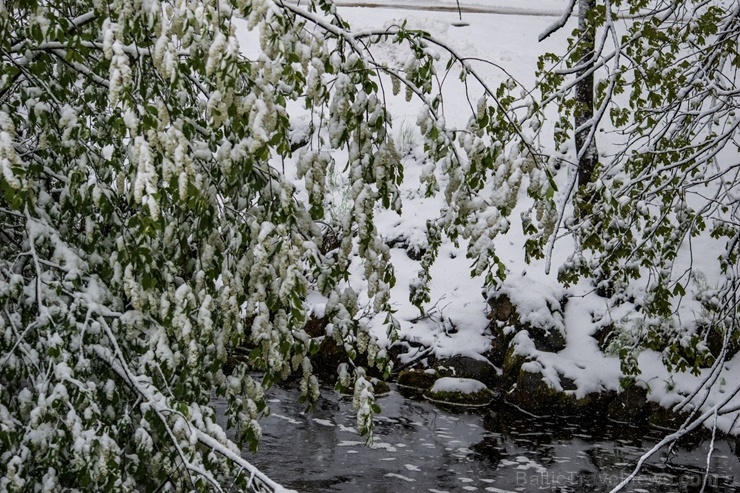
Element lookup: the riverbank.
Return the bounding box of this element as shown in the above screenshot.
[304,275,740,435]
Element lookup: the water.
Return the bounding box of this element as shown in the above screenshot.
[217,384,740,492]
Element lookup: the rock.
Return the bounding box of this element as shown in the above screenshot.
[648,403,691,431]
[501,346,527,389]
[385,234,426,261]
[645,402,711,442]
[337,377,391,397]
[705,324,740,361]
[487,290,566,355]
[310,337,346,382]
[509,364,615,417]
[511,367,558,415]
[397,369,438,391]
[222,340,260,375]
[386,341,409,367]
[557,390,617,419]
[559,375,577,392]
[373,379,391,397]
[595,276,616,298]
[485,331,510,369]
[527,325,566,353]
[486,321,516,371]
[222,349,249,376]
[310,333,389,383]
[486,295,518,369]
[592,324,614,352]
[435,355,499,387]
[488,295,515,323]
[607,385,650,424]
[424,377,494,408]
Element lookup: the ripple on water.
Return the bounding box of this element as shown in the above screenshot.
[212,385,740,493]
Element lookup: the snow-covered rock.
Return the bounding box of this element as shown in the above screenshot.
[424,377,494,407]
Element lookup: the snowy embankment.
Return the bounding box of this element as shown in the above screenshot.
[240,1,740,434]
[331,0,567,16]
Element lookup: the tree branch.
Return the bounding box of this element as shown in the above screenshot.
[538,0,577,42]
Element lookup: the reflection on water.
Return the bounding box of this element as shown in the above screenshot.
[214,385,740,492]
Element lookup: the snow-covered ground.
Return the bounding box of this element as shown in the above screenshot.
[240,1,740,435]
[331,0,569,16]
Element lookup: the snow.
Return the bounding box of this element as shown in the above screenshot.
[385,472,416,482]
[333,0,570,16]
[430,377,487,394]
[495,277,565,332]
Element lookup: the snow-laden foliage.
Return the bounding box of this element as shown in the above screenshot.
[0,0,423,489]
[530,0,740,377]
[2,0,736,489]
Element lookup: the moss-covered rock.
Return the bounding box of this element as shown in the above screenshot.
[555,389,617,418]
[424,377,494,408]
[435,355,499,387]
[508,365,616,418]
[486,296,517,368]
[372,379,391,397]
[511,367,559,415]
[485,333,510,369]
[501,346,528,389]
[310,333,390,384]
[397,369,438,391]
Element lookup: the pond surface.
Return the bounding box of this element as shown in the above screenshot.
[221,385,740,492]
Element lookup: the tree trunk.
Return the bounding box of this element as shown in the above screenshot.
[575,0,598,190]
